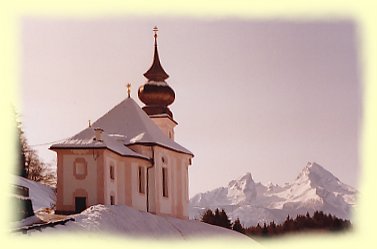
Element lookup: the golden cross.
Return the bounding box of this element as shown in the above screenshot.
[127,83,131,98]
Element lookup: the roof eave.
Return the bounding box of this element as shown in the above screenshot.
[126,142,194,157]
[49,145,150,161]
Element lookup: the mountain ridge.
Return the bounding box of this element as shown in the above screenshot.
[189,162,357,227]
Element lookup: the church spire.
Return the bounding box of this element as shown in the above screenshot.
[143,26,169,82]
[138,26,175,118]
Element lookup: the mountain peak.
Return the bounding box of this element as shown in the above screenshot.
[297,161,337,181]
[190,162,356,227]
[228,172,254,187]
[306,161,325,171]
[240,172,253,182]
[227,172,256,204]
[293,162,356,197]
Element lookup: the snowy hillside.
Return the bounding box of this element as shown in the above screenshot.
[13,176,252,240]
[14,175,56,211]
[24,204,252,240]
[190,162,357,227]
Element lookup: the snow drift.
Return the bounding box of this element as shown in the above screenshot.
[24,204,251,240]
[14,175,56,212]
[13,176,251,240]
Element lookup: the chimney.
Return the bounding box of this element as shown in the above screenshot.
[94,127,104,142]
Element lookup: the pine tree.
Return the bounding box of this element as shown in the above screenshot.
[202,209,233,230]
[267,221,277,235]
[262,222,268,236]
[201,209,215,225]
[219,209,232,229]
[232,218,245,234]
[214,208,221,226]
[283,215,295,232]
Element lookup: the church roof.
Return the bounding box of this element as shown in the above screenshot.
[50,98,193,156]
[50,128,149,160]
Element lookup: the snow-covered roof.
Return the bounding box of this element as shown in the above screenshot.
[50,98,193,156]
[50,128,149,160]
[13,175,56,212]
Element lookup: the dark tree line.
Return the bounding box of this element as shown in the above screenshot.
[200,209,351,237]
[246,211,351,237]
[201,208,245,233]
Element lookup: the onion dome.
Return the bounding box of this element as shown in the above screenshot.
[138,26,175,118]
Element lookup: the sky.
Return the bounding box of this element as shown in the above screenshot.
[19,16,361,197]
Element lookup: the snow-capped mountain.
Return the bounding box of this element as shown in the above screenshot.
[190,162,357,227]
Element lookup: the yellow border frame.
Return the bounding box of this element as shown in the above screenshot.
[1,1,376,248]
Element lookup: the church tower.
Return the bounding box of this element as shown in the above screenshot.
[138,27,177,140]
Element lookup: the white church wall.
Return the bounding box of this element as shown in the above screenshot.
[131,161,147,211]
[181,161,190,218]
[116,160,126,205]
[150,116,177,140]
[147,166,156,213]
[172,156,179,217]
[103,151,151,208]
[104,155,117,205]
[155,147,172,215]
[153,147,192,218]
[128,144,153,158]
[62,152,98,207]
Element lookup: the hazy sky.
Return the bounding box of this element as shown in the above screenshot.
[20,16,361,197]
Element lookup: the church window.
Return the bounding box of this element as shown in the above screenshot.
[110,195,115,205]
[138,166,145,194]
[110,164,115,180]
[161,156,168,164]
[162,167,168,197]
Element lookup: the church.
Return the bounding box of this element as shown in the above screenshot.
[50,27,194,219]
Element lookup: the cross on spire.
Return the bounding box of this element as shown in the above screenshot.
[153,26,158,46]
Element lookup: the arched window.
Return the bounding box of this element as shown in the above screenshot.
[138,166,145,194]
[110,164,115,180]
[162,167,168,197]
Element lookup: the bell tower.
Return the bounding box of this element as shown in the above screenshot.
[138,26,177,140]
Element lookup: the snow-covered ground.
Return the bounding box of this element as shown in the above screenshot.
[12,175,253,241]
[13,175,56,211]
[190,162,357,227]
[11,176,56,228]
[24,204,252,240]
